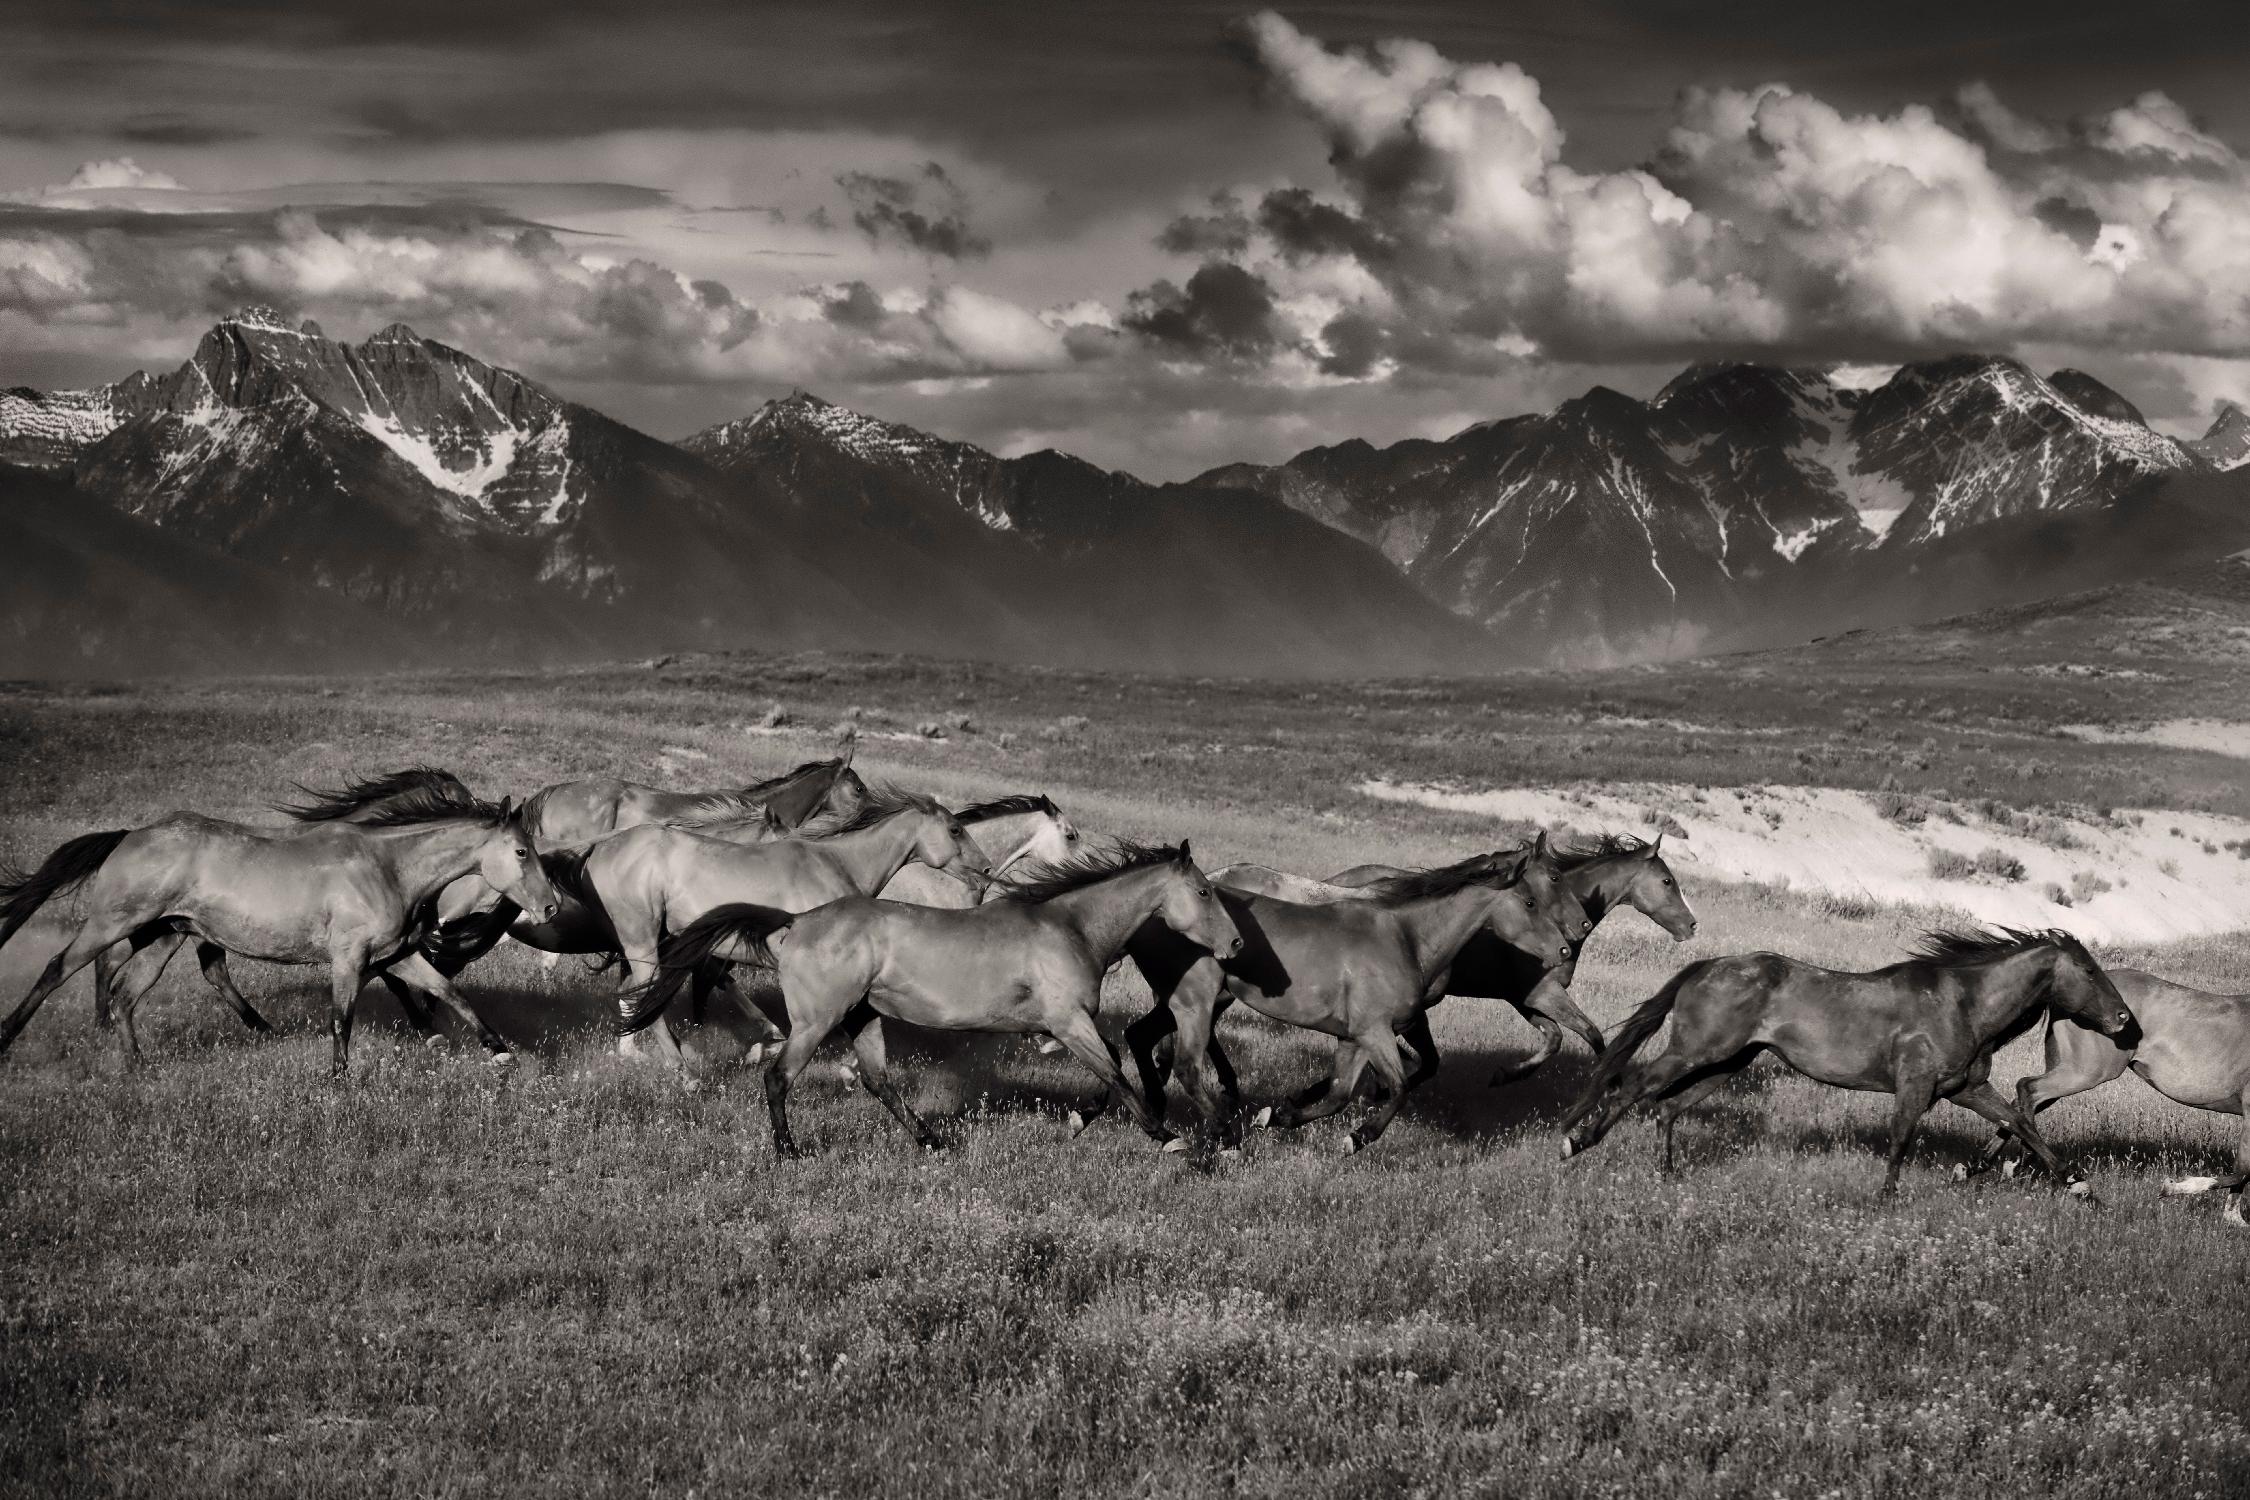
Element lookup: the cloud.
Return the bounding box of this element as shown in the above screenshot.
[836,162,991,260]
[1119,11,2250,377]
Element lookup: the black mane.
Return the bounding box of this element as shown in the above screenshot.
[958,793,1058,825]
[277,766,475,822]
[1554,832,1650,871]
[794,783,946,839]
[665,757,848,823]
[739,756,848,801]
[1911,926,2090,967]
[1359,849,1527,905]
[333,779,515,829]
[993,839,1181,904]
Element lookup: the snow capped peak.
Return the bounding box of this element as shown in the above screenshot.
[219,305,302,334]
[364,323,424,347]
[2191,402,2250,472]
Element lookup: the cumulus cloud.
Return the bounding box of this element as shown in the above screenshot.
[1128,11,2250,377]
[0,204,1087,392]
[59,157,185,192]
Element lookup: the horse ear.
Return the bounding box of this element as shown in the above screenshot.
[1647,832,1663,853]
[1041,794,1058,816]
[836,739,856,769]
[1531,829,1551,858]
[1177,839,1193,865]
[499,795,517,819]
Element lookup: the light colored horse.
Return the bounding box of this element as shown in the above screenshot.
[1970,968,2250,1226]
[0,785,558,1075]
[547,787,993,1064]
[621,841,1244,1157]
[880,794,1079,907]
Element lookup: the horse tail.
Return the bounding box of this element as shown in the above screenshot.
[0,829,129,952]
[1559,960,1704,1131]
[615,903,794,1036]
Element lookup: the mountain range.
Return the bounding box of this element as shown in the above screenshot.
[4,307,2247,677]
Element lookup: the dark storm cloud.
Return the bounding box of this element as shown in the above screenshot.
[1123,261,1292,359]
[837,164,990,261]
[1156,194,1254,257]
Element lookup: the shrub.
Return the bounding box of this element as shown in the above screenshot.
[759,701,791,728]
[2069,870,2112,902]
[2044,882,2073,908]
[1972,847,2026,882]
[1927,848,1976,880]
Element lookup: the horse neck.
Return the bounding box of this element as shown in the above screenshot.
[967,811,1040,862]
[818,816,926,894]
[1042,865,1168,965]
[366,821,496,908]
[1388,887,1503,988]
[1567,859,1630,929]
[759,768,830,828]
[1961,948,2057,1042]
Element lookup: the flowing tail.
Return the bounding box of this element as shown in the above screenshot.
[0,829,129,952]
[615,903,794,1036]
[1558,960,1705,1132]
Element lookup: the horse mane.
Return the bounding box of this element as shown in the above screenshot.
[331,780,515,829]
[665,757,845,824]
[1358,849,1526,906]
[992,839,1181,904]
[672,804,786,840]
[791,783,945,840]
[276,766,475,822]
[1554,832,1650,871]
[957,793,1057,825]
[1910,926,2090,968]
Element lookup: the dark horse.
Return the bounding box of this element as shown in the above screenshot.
[1319,832,1697,1086]
[1560,927,2133,1194]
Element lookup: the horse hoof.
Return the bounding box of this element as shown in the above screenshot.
[1951,1163,1969,1182]
[1341,1135,1361,1156]
[1035,1038,1065,1056]
[1065,1110,1088,1138]
[2000,1158,2020,1181]
[1559,1137,1577,1161]
[423,1035,447,1050]
[1160,1137,1188,1155]
[1252,1106,1274,1131]
[2066,1178,2092,1199]
[487,1051,513,1067]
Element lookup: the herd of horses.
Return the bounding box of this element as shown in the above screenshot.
[1,751,2246,1222]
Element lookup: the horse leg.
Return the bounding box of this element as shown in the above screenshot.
[1562,1043,1712,1160]
[107,926,198,1062]
[1044,1002,1179,1150]
[1970,1021,2125,1179]
[1944,1081,2087,1195]
[1345,1029,1414,1154]
[1162,989,1239,1149]
[1522,975,1605,1059]
[383,952,512,1062]
[613,942,691,1069]
[708,970,787,1061]
[95,934,179,1030]
[1881,1049,1941,1196]
[2161,1086,2250,1226]
[1263,1042,1372,1133]
[377,974,440,1040]
[763,1010,841,1162]
[1398,1011,1441,1093]
[0,915,146,1060]
[845,1012,938,1151]
[1490,1009,1565,1088]
[328,947,369,1080]
[189,943,274,1035]
[1651,1060,1756,1173]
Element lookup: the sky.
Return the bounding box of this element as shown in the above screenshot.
[4,0,2250,479]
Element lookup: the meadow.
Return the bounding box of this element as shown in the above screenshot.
[4,602,2249,1498]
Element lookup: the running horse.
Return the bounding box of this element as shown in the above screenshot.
[622,841,1243,1157]
[1231,832,1697,1088]
[1102,839,1588,1153]
[1968,967,2250,1226]
[0,781,558,1075]
[1559,927,2134,1194]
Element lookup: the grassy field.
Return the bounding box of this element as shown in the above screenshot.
[4,614,2249,1497]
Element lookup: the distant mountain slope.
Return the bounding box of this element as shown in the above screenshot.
[1198,354,2236,662]
[0,314,1482,677]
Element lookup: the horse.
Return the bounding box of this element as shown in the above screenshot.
[1967,969,2250,1226]
[1559,927,2135,1194]
[78,767,480,1042]
[546,786,994,1064]
[1309,832,1697,1086]
[409,753,868,984]
[620,841,1244,1158]
[0,783,559,1076]
[880,794,1079,907]
[1109,838,1589,1154]
[522,751,866,846]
